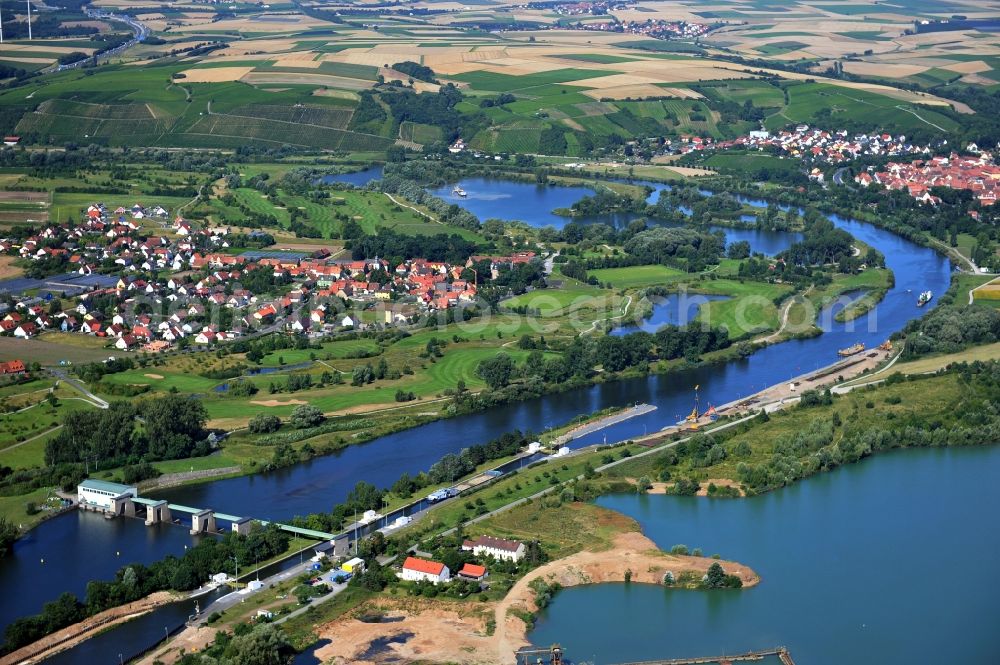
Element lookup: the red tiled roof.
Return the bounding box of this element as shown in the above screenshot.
[460,563,486,578]
[402,557,446,575]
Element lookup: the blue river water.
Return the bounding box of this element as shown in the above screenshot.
[610,293,731,336]
[1,169,954,658]
[529,446,1000,664]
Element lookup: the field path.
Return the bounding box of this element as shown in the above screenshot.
[580,294,632,336]
[0,425,62,454]
[893,104,948,132]
[50,370,109,409]
[753,287,811,344]
[970,276,1000,305]
[384,192,442,224]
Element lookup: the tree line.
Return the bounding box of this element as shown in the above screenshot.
[2,525,290,655]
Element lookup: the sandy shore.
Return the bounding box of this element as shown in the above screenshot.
[314,531,758,665]
[1,592,177,665]
[644,477,744,496]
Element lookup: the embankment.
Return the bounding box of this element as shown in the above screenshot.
[1,591,176,665]
[313,531,758,665]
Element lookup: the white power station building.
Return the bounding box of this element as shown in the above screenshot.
[77,479,137,510]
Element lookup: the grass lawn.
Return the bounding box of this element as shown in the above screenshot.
[587,264,687,289]
[0,397,96,466]
[201,345,541,422]
[0,487,59,531]
[100,369,223,393]
[151,453,244,475]
[474,500,639,560]
[694,279,793,337]
[503,281,613,317]
[259,339,381,366]
[0,335,125,365]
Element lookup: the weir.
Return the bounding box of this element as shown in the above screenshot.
[119,496,336,540]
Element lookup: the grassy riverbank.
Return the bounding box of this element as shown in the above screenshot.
[603,363,1000,496]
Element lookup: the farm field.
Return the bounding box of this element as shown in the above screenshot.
[0,3,978,156]
[694,279,794,338]
[587,264,688,289]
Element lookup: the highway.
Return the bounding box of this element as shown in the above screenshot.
[56,9,148,72]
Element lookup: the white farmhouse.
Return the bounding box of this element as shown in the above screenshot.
[398,556,450,584]
[461,535,526,563]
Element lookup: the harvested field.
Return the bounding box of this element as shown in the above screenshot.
[942,60,992,74]
[842,62,928,78]
[219,38,301,56]
[0,191,47,203]
[1,43,95,55]
[0,256,23,280]
[272,53,323,68]
[241,71,373,89]
[179,66,255,83]
[582,84,665,100]
[0,56,53,65]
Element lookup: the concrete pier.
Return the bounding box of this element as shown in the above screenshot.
[145,500,171,526]
[190,509,216,535]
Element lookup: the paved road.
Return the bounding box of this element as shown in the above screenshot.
[832,167,851,186]
[543,251,559,275]
[191,547,340,626]
[49,369,109,408]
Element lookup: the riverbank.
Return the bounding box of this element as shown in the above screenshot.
[0,591,177,665]
[312,514,758,665]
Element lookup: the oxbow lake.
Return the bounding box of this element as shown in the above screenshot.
[528,446,1000,665]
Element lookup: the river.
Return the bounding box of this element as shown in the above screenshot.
[1,168,953,658]
[529,446,1000,664]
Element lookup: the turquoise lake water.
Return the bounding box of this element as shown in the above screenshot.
[529,446,1000,664]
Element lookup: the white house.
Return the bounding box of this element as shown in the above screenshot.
[398,556,450,584]
[77,479,137,510]
[461,535,526,563]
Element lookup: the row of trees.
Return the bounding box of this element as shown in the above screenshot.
[44,395,209,467]
[2,525,290,654]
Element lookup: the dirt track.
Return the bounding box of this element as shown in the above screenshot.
[313,532,758,665]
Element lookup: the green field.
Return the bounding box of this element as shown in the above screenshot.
[765,82,961,134]
[695,279,793,337]
[451,68,617,92]
[587,264,687,289]
[704,153,805,177]
[503,281,614,317]
[699,79,785,108]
